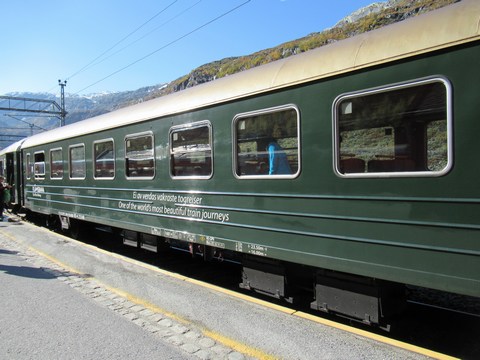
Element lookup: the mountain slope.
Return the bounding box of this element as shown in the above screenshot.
[138,0,458,102]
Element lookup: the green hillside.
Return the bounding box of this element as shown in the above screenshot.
[139,0,458,103]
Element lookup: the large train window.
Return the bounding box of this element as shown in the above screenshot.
[94,139,115,179]
[125,132,154,179]
[333,77,451,177]
[170,121,212,179]
[50,148,63,179]
[34,151,45,180]
[69,144,86,179]
[234,105,300,178]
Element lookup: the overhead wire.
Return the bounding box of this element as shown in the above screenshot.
[85,0,204,71]
[66,0,180,82]
[36,0,180,98]
[75,0,252,94]
[2,0,193,136]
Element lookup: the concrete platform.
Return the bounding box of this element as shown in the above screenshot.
[0,215,440,360]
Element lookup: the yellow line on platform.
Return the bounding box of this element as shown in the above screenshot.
[31,224,296,316]
[0,225,276,360]
[202,328,277,360]
[1,227,84,276]
[98,281,276,360]
[294,312,459,360]
[0,223,459,360]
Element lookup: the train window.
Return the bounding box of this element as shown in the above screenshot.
[234,105,300,178]
[50,148,63,179]
[94,139,115,179]
[34,152,45,180]
[125,132,154,179]
[334,77,451,177]
[69,144,86,179]
[170,121,212,179]
[26,153,32,180]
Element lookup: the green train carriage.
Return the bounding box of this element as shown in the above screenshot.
[18,0,480,326]
[0,140,25,210]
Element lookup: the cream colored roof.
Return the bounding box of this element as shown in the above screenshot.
[0,139,25,155]
[22,0,480,149]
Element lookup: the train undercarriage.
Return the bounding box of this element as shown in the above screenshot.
[40,214,406,330]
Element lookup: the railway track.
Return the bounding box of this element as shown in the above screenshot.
[407,298,480,319]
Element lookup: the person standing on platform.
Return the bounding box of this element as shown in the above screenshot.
[0,176,11,220]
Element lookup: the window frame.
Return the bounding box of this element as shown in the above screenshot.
[49,147,64,180]
[124,131,155,180]
[93,138,115,180]
[169,120,213,180]
[232,104,301,180]
[69,143,86,180]
[34,151,46,180]
[332,76,453,178]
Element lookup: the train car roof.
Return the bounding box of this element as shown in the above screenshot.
[0,139,25,155]
[21,0,480,149]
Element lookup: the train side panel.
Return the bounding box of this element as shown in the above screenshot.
[21,39,480,300]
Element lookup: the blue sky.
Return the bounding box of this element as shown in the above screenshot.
[1,0,380,96]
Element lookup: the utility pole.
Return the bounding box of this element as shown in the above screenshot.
[58,79,67,126]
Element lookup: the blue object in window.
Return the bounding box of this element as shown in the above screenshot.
[268,142,291,175]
